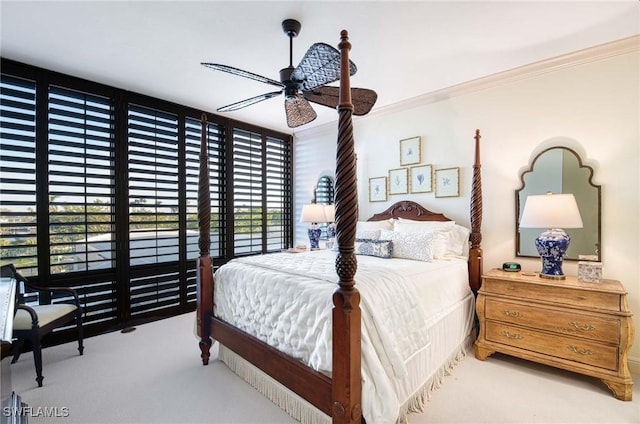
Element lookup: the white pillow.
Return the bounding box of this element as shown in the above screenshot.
[357,219,395,232]
[355,228,381,240]
[379,230,435,262]
[445,224,471,257]
[394,219,455,232]
[393,220,454,259]
[379,229,394,241]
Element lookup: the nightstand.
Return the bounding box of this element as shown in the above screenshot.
[474,268,634,401]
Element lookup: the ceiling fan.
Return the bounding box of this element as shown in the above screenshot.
[201,19,378,128]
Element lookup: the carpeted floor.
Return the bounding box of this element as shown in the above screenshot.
[7,312,640,424]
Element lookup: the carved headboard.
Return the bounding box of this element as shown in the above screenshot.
[367,200,452,222]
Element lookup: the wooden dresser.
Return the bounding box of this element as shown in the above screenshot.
[474,268,634,400]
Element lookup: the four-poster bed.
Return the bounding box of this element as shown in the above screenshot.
[196,30,483,424]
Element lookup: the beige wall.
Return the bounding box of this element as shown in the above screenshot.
[293,38,640,367]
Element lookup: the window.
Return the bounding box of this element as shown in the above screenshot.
[127,104,180,265]
[0,58,292,342]
[265,135,291,251]
[232,129,291,255]
[232,128,263,255]
[0,74,38,276]
[48,85,115,274]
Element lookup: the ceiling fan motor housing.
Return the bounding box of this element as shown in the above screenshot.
[280,66,300,97]
[282,19,301,37]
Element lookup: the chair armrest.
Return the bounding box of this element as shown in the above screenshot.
[15,304,39,328]
[26,284,81,308]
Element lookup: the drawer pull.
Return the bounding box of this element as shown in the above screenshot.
[501,331,523,340]
[569,321,596,332]
[503,310,522,318]
[568,345,593,356]
[506,285,517,291]
[576,295,588,301]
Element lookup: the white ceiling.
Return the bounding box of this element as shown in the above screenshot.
[1,1,638,134]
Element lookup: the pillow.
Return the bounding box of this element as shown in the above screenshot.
[354,239,393,259]
[357,219,395,232]
[444,224,471,257]
[394,219,455,232]
[379,229,394,241]
[379,230,435,262]
[393,220,453,259]
[355,228,381,240]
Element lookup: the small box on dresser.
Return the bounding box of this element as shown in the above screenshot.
[474,268,634,401]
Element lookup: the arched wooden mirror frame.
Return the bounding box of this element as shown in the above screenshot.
[516,147,601,261]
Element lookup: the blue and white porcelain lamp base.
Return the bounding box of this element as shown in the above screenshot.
[308,227,322,250]
[535,228,571,279]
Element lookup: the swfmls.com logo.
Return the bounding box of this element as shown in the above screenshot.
[3,406,70,418]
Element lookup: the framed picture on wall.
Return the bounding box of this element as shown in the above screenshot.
[435,167,460,198]
[399,136,421,166]
[410,164,432,193]
[388,168,408,195]
[368,177,387,202]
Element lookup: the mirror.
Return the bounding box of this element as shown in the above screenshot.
[516,147,601,261]
[315,176,334,240]
[315,176,334,206]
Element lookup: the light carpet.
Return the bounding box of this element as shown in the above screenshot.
[7,312,639,424]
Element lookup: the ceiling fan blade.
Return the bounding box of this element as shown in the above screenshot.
[303,87,378,116]
[217,90,283,112]
[284,95,317,128]
[201,63,284,88]
[292,43,357,91]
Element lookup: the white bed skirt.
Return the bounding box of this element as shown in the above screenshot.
[217,293,476,424]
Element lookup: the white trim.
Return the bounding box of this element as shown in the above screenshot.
[296,35,639,139]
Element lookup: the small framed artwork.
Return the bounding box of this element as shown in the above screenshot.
[435,167,460,198]
[368,177,387,202]
[388,168,408,195]
[399,136,421,166]
[410,164,432,193]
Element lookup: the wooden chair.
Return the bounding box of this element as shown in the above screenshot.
[0,264,84,387]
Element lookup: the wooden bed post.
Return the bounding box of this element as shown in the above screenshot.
[197,113,213,365]
[332,30,362,424]
[468,129,483,294]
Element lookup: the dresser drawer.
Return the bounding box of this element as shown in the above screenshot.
[485,298,620,344]
[482,278,621,312]
[486,321,619,371]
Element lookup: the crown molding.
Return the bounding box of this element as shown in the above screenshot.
[296,35,639,138]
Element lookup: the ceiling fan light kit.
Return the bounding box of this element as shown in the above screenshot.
[201,19,377,128]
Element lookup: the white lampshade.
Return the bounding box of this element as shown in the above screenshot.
[520,193,583,229]
[300,203,327,224]
[323,204,335,223]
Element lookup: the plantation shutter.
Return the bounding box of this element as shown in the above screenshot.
[0,75,38,276]
[127,104,180,316]
[47,86,118,326]
[232,128,263,255]
[265,135,291,251]
[48,85,116,274]
[2,59,293,341]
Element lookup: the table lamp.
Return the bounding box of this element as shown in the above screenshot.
[519,193,583,279]
[300,203,327,249]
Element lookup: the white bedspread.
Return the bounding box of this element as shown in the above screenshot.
[213,249,471,424]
